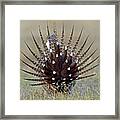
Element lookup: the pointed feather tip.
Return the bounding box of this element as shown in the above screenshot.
[24,41,30,49]
[20,59,24,63]
[38,25,41,30]
[20,69,25,72]
[30,31,34,37]
[20,50,24,55]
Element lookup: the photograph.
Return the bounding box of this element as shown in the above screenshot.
[20,20,100,100]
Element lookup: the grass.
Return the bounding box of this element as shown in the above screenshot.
[20,72,100,100]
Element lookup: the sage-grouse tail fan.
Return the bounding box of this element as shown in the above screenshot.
[21,24,99,94]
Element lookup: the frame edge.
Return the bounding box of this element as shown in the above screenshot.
[0,0,119,119]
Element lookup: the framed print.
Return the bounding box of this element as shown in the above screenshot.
[0,0,119,119]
